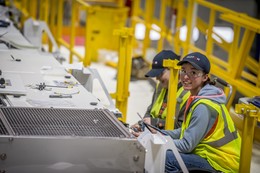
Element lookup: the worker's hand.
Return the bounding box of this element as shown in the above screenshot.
[143,117,151,124]
[131,125,157,137]
[131,130,142,137]
[130,117,151,132]
[130,122,142,132]
[142,117,158,133]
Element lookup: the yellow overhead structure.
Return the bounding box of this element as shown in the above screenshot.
[130,0,260,114]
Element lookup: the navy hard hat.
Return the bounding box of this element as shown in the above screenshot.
[177,52,210,74]
[145,50,180,77]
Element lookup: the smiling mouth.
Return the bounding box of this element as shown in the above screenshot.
[182,80,191,85]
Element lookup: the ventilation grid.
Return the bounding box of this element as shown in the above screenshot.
[0,117,8,135]
[0,107,130,138]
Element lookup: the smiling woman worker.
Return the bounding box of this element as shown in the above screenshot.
[164,52,241,173]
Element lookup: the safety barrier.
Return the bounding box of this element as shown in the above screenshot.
[235,99,260,173]
[9,0,128,65]
[163,59,180,129]
[111,28,133,122]
[131,0,260,108]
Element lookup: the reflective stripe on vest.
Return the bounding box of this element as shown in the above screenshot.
[150,87,167,119]
[207,104,238,147]
[175,87,189,117]
[181,99,238,147]
[150,86,189,119]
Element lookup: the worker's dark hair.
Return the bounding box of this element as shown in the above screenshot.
[203,76,216,86]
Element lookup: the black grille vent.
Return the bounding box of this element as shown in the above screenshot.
[0,118,8,135]
[0,107,130,138]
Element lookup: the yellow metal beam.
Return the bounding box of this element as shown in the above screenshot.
[234,30,256,79]
[57,0,64,47]
[220,13,260,33]
[69,0,77,64]
[112,28,133,122]
[235,103,260,173]
[157,0,167,51]
[142,0,155,56]
[183,0,195,56]
[205,9,216,56]
[163,59,180,130]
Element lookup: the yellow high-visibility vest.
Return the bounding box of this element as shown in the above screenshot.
[181,99,241,173]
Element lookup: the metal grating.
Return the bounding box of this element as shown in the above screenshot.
[0,118,8,135]
[0,107,130,138]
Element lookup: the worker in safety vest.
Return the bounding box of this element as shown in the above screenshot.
[131,50,190,130]
[164,52,241,173]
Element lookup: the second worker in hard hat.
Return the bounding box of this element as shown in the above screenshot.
[131,50,190,131]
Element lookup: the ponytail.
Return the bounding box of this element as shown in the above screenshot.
[203,76,216,86]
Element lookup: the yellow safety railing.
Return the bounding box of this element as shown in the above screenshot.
[163,59,180,130]
[111,28,133,122]
[235,100,260,173]
[10,0,128,65]
[131,0,260,112]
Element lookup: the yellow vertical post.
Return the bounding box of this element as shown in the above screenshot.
[39,0,49,22]
[174,0,184,55]
[112,28,133,123]
[225,25,240,109]
[44,0,49,23]
[57,0,64,47]
[41,0,51,52]
[233,30,256,79]
[131,0,140,49]
[228,25,240,73]
[163,59,180,130]
[49,0,57,52]
[69,0,77,64]
[131,0,140,27]
[157,0,166,51]
[183,0,195,56]
[235,103,260,173]
[39,0,43,20]
[205,9,216,56]
[20,0,28,27]
[143,0,155,57]
[83,7,95,67]
[257,63,260,87]
[29,0,37,19]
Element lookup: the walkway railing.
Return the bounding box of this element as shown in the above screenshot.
[131,0,260,110]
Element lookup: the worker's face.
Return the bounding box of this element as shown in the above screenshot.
[156,69,170,88]
[180,63,208,95]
